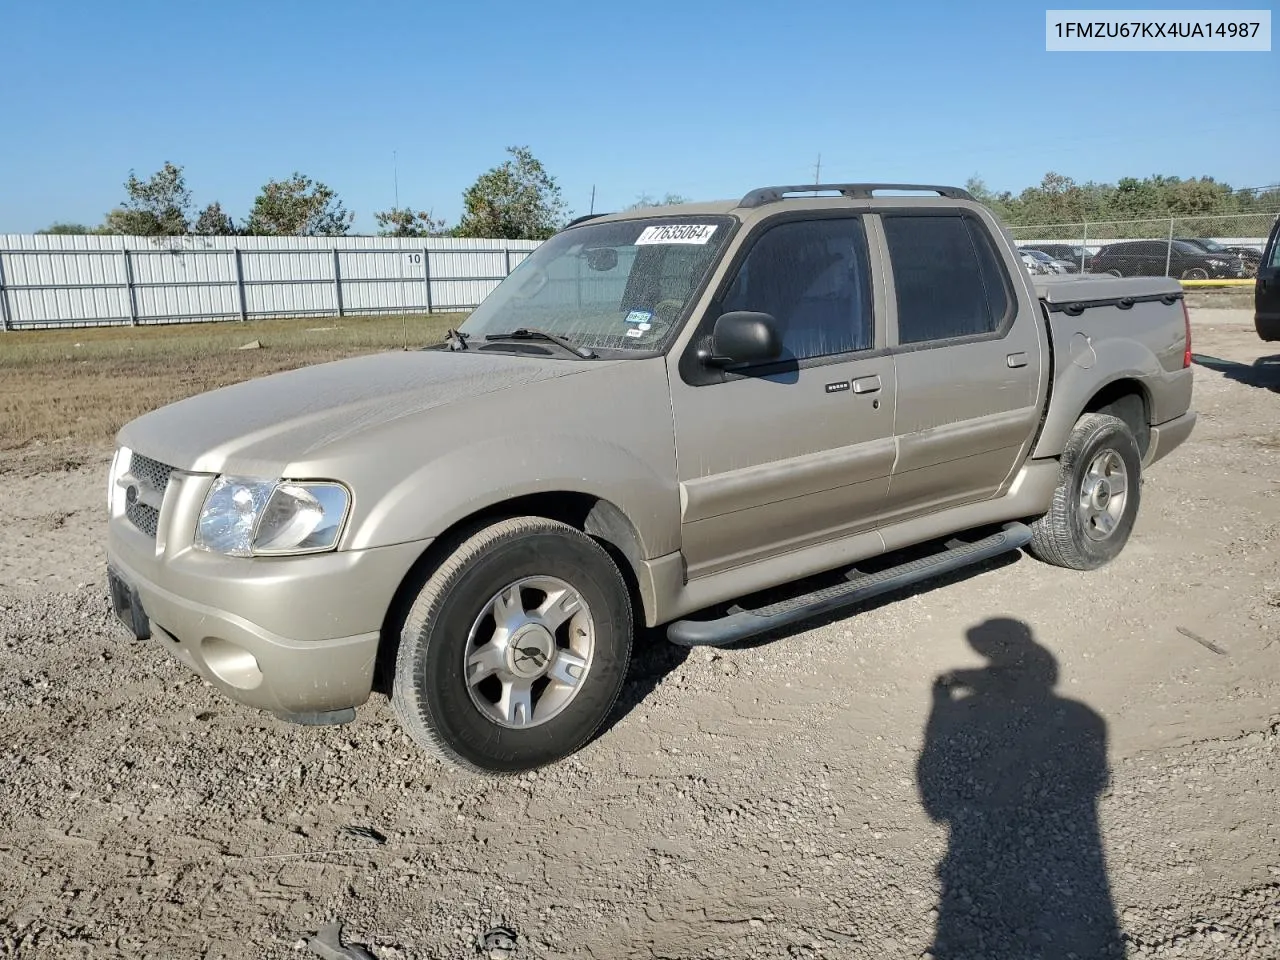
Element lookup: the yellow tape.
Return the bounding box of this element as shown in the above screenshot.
[1179,279,1255,287]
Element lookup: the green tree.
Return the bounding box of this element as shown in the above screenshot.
[1107,176,1167,228]
[194,201,237,235]
[627,192,691,209]
[1166,177,1235,217]
[965,171,1280,238]
[374,207,448,237]
[455,146,567,240]
[36,222,95,235]
[245,173,353,236]
[965,176,1014,219]
[1238,184,1280,213]
[102,161,193,236]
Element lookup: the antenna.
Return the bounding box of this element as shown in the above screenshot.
[813,154,822,194]
[589,184,596,215]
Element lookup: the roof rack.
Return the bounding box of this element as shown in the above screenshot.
[737,183,974,208]
[563,212,613,228]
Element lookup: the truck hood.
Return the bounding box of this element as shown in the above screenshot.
[117,348,610,475]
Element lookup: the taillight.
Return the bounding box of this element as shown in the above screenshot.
[1182,299,1192,368]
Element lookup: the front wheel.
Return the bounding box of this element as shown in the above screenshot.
[1027,413,1142,571]
[1181,267,1210,281]
[392,517,633,774]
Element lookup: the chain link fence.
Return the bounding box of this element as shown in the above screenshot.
[1006,211,1278,280]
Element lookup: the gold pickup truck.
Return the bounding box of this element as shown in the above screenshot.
[105,183,1196,774]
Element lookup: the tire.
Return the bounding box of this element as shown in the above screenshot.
[1257,316,1280,342]
[1105,268,1123,278]
[1027,413,1142,571]
[392,517,632,775]
[1181,267,1209,281]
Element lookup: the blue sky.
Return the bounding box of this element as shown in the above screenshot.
[0,0,1275,232]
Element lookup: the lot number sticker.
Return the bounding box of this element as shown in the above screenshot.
[635,224,718,245]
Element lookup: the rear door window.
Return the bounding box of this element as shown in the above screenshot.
[883,214,1012,345]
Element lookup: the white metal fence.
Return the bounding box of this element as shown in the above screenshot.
[5,212,1276,330]
[0,234,543,330]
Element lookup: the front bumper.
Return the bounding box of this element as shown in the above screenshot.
[105,469,427,716]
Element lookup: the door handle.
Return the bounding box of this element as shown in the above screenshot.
[852,375,881,394]
[1007,352,1028,368]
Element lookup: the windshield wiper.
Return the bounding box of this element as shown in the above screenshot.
[483,327,597,359]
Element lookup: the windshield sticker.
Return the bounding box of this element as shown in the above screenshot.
[625,328,645,338]
[634,224,718,245]
[636,322,652,331]
[624,309,653,325]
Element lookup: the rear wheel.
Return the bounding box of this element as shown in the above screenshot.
[1105,268,1123,278]
[392,517,633,774]
[1028,413,1142,571]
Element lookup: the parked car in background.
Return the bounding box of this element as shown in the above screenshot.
[1089,240,1250,280]
[1177,237,1262,276]
[1256,216,1280,341]
[1024,243,1094,272]
[1018,247,1078,274]
[1019,250,1055,275]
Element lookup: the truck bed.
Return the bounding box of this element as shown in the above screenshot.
[1033,276,1185,375]
[1031,272,1192,455]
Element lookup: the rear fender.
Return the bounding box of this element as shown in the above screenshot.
[1031,338,1160,459]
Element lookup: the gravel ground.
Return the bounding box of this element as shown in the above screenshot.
[1,308,1277,959]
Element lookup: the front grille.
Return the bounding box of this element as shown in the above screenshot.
[126,501,161,538]
[130,453,175,493]
[122,452,176,539]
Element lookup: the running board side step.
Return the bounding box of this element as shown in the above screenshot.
[666,522,1033,648]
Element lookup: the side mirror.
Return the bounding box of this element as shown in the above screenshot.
[701,311,782,367]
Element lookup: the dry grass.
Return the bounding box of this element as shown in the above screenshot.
[0,313,465,451]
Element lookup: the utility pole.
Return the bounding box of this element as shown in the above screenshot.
[393,150,399,210]
[814,153,822,185]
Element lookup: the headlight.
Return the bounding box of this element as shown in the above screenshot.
[195,477,350,557]
[107,446,132,513]
[1207,258,1227,267]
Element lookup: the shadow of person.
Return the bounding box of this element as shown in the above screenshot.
[917,618,1122,959]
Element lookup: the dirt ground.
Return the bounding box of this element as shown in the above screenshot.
[1,308,1277,959]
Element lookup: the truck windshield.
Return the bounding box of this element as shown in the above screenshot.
[458,216,734,353]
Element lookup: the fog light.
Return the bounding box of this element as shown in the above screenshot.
[201,637,263,690]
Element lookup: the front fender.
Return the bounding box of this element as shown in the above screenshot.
[347,432,680,559]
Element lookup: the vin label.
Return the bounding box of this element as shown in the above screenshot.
[1046,10,1270,51]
